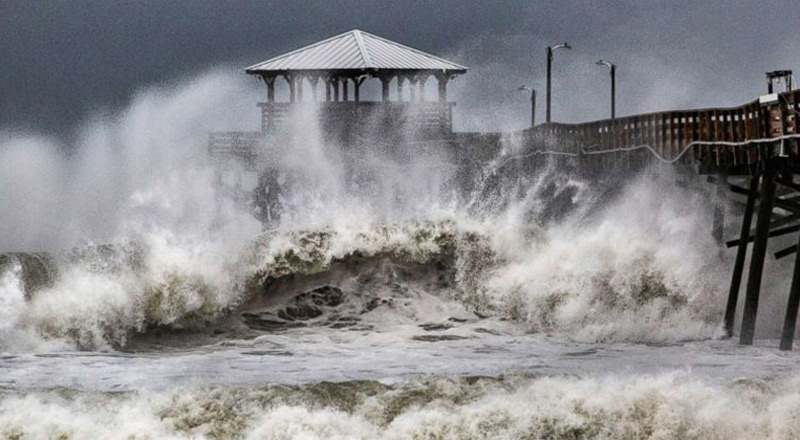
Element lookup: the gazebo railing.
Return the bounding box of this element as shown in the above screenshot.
[256,101,455,138]
[208,131,262,157]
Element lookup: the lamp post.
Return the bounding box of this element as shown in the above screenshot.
[595,60,616,119]
[518,85,536,127]
[546,42,572,123]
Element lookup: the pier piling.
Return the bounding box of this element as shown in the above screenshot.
[780,227,800,350]
[724,173,759,337]
[740,161,778,345]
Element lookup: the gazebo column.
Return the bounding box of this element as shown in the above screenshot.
[409,76,418,102]
[435,72,450,102]
[310,76,319,102]
[261,75,276,102]
[397,76,405,102]
[297,76,304,102]
[325,79,331,102]
[285,74,296,103]
[331,77,339,102]
[379,75,393,102]
[418,74,429,102]
[354,76,366,103]
[342,77,349,101]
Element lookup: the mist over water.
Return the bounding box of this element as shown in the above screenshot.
[3,70,800,438]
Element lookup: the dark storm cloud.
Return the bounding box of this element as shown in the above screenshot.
[2,0,799,134]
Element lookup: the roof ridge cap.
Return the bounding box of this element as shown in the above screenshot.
[351,30,373,69]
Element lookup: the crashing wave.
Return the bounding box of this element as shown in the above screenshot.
[3,372,800,439]
[1,188,729,351]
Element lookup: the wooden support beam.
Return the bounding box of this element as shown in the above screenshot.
[778,178,800,194]
[418,75,428,102]
[436,73,449,102]
[727,224,800,248]
[740,162,778,345]
[774,199,800,214]
[380,76,391,102]
[731,182,800,222]
[729,184,751,196]
[354,76,366,103]
[397,76,405,102]
[332,77,339,102]
[325,80,331,102]
[781,229,800,350]
[767,213,800,230]
[776,244,798,260]
[285,74,296,103]
[310,76,319,102]
[725,174,758,337]
[296,76,304,102]
[713,174,726,244]
[262,75,276,102]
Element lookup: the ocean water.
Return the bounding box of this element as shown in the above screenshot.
[2,71,800,439]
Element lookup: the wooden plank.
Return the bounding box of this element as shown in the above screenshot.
[648,115,655,150]
[683,112,694,165]
[653,114,658,158]
[662,113,669,160]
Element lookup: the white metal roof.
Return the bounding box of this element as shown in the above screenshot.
[245,29,467,74]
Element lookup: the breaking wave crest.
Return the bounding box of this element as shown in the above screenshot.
[3,372,800,439]
[0,172,730,351]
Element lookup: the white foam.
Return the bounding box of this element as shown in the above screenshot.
[3,372,800,439]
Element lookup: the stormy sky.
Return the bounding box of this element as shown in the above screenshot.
[2,0,800,135]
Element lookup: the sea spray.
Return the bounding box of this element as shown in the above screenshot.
[481,170,729,343]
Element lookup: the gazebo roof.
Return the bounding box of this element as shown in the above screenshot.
[245,29,467,75]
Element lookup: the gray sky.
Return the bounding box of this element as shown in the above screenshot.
[2,0,800,134]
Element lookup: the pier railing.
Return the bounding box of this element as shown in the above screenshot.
[520,89,800,169]
[257,101,454,138]
[207,131,262,158]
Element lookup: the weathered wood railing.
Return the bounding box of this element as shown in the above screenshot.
[256,101,455,138]
[207,131,262,157]
[518,89,800,171]
[208,102,456,162]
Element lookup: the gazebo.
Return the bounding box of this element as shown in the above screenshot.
[244,29,467,135]
[246,29,467,103]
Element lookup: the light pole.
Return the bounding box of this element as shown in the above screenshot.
[596,60,616,119]
[518,85,536,127]
[546,42,572,123]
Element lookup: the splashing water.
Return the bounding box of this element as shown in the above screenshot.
[2,69,799,437]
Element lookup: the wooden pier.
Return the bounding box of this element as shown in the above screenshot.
[208,30,800,350]
[507,86,800,349]
[514,88,800,174]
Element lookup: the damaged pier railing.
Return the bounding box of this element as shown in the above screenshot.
[515,88,800,174]
[514,88,800,350]
[208,131,262,163]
